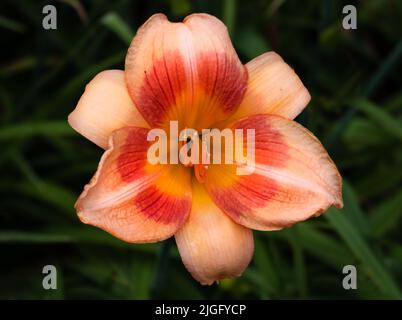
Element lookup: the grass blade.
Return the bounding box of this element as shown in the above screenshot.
[351,99,402,141]
[326,208,402,298]
[222,0,237,36]
[370,190,402,237]
[101,12,134,45]
[0,122,73,140]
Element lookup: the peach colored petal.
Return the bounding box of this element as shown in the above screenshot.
[227,52,311,122]
[75,127,192,243]
[68,70,149,149]
[175,181,253,285]
[125,13,247,131]
[205,114,342,231]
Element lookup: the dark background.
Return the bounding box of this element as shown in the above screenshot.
[0,0,401,299]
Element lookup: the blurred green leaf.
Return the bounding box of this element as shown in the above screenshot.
[168,0,191,17]
[0,15,26,33]
[352,99,402,141]
[0,228,160,254]
[326,208,402,298]
[222,0,237,36]
[0,231,73,243]
[294,223,354,267]
[363,39,402,97]
[370,190,402,237]
[235,28,270,60]
[253,236,280,297]
[325,39,402,149]
[0,122,73,140]
[355,164,402,200]
[342,181,370,235]
[343,118,391,149]
[385,91,402,112]
[287,230,307,298]
[101,12,134,45]
[37,51,125,118]
[266,0,286,18]
[0,56,36,76]
[16,181,76,217]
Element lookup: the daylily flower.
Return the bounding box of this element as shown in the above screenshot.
[68,13,343,285]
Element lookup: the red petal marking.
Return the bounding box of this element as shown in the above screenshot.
[210,175,279,217]
[115,128,191,224]
[205,114,342,231]
[117,128,149,183]
[136,50,187,127]
[134,185,191,225]
[233,114,288,167]
[197,52,247,114]
[75,127,192,242]
[207,114,289,216]
[135,50,247,128]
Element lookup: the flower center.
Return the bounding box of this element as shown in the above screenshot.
[179,134,209,184]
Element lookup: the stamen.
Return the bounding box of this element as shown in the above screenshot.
[194,164,208,183]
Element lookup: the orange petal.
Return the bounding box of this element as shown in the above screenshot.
[75,127,192,242]
[68,70,149,149]
[227,52,310,122]
[175,181,253,285]
[125,13,247,131]
[205,114,342,231]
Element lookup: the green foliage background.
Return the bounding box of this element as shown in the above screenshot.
[1,0,402,299]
